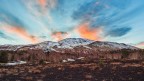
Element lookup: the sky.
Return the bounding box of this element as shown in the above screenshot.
[0,0,144,48]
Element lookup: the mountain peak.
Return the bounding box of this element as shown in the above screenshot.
[57,38,94,48]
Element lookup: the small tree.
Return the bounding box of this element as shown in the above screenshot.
[39,59,45,64]
[18,51,26,55]
[96,55,104,67]
[0,51,8,63]
[11,55,15,61]
[98,58,104,67]
[140,50,144,60]
[121,49,130,59]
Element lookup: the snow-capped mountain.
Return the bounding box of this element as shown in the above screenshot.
[0,38,139,51]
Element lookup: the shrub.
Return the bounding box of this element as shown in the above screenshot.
[18,51,26,55]
[121,49,130,59]
[0,51,8,63]
[140,50,144,59]
[39,59,45,64]
[98,58,104,67]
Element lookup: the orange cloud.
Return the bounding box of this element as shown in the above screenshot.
[2,27,39,43]
[38,0,57,21]
[76,23,103,41]
[38,0,57,9]
[52,32,68,41]
[39,0,46,8]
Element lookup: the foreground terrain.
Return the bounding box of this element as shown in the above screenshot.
[0,60,144,81]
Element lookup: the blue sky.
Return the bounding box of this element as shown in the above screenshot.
[0,0,144,48]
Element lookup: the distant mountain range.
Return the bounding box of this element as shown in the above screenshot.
[0,38,139,51]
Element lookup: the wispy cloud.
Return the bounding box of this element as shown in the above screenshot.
[0,8,26,28]
[72,0,140,38]
[0,31,14,40]
[0,7,39,43]
[39,0,47,8]
[106,27,132,37]
[1,25,39,43]
[136,42,144,48]
[22,0,57,21]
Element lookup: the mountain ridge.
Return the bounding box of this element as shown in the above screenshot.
[0,38,139,51]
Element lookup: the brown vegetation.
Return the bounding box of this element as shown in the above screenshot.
[0,49,144,64]
[0,60,144,81]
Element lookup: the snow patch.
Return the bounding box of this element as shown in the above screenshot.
[67,58,75,62]
[4,61,27,66]
[77,57,85,60]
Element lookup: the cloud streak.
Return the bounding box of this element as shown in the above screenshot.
[0,31,13,40]
[0,8,26,28]
[1,25,39,43]
[72,0,136,38]
[22,0,57,19]
[106,27,132,37]
[136,42,144,48]
[39,0,46,8]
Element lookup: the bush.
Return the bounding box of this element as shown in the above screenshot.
[140,50,144,59]
[39,59,45,64]
[18,50,27,55]
[98,58,104,67]
[0,51,8,63]
[121,49,130,59]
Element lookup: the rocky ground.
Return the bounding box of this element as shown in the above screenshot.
[0,60,144,81]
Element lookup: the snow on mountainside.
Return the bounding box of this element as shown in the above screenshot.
[0,45,24,51]
[33,41,58,49]
[26,38,94,50]
[0,38,139,51]
[57,38,94,48]
[89,41,138,50]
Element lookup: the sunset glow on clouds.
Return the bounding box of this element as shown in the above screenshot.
[76,23,103,41]
[0,0,144,48]
[0,24,39,43]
